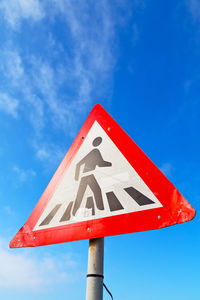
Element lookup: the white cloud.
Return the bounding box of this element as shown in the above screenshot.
[187,0,200,21]
[42,1,118,117]
[185,0,200,21]
[0,49,45,134]
[31,60,71,127]
[60,0,116,105]
[0,0,119,135]
[26,93,45,136]
[132,23,139,44]
[160,162,173,177]
[19,0,119,134]
[0,238,78,290]
[13,166,36,182]
[0,93,19,118]
[3,206,15,216]
[184,79,193,92]
[0,0,45,29]
[0,50,24,84]
[0,1,142,166]
[33,141,65,170]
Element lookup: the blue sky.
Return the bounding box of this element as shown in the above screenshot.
[0,0,199,299]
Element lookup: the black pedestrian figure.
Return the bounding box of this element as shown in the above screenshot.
[72,136,112,216]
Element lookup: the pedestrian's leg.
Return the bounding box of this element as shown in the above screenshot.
[88,175,104,210]
[72,176,88,216]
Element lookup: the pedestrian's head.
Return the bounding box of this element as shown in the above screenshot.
[92,137,102,147]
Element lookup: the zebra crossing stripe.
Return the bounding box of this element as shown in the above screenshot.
[60,201,73,222]
[40,204,62,226]
[106,192,124,212]
[124,187,155,206]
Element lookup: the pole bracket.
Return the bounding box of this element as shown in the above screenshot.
[87,274,104,279]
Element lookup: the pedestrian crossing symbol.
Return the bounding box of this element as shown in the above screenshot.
[34,121,162,231]
[10,104,195,248]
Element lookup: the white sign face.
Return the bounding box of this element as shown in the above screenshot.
[34,121,162,231]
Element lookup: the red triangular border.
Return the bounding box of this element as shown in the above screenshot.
[10,104,195,248]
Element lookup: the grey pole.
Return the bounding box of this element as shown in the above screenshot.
[86,237,104,300]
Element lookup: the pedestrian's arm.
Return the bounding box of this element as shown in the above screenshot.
[98,152,112,167]
[101,160,112,167]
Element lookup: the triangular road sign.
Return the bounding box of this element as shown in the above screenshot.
[10,104,195,248]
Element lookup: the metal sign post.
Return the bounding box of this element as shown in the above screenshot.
[9,104,195,300]
[86,238,104,300]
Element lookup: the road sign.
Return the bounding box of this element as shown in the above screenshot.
[10,104,195,248]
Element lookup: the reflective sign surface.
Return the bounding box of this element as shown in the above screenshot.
[10,104,195,248]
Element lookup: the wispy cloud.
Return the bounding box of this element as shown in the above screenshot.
[0,1,127,129]
[0,238,78,290]
[0,50,24,84]
[29,58,74,132]
[186,0,200,21]
[0,93,19,118]
[184,79,193,92]
[0,1,141,167]
[132,23,139,44]
[0,0,45,29]
[33,141,65,170]
[160,162,173,177]
[56,0,116,107]
[3,206,15,216]
[12,166,36,182]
